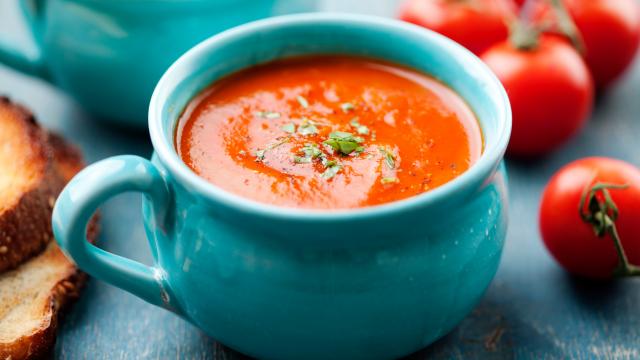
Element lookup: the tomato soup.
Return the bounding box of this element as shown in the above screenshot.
[176,56,482,209]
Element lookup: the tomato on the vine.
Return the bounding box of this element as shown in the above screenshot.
[398,0,517,55]
[540,157,640,279]
[481,35,593,157]
[566,0,640,88]
[534,0,640,89]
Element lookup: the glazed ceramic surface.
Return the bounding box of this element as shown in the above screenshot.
[0,0,316,127]
[52,14,511,360]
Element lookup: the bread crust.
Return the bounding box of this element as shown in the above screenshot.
[0,98,96,360]
[0,97,65,273]
[0,243,87,360]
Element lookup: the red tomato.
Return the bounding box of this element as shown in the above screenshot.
[567,0,640,88]
[481,35,593,157]
[531,0,640,88]
[398,0,517,55]
[540,157,640,279]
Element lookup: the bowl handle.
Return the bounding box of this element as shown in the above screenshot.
[0,0,48,78]
[52,155,184,316]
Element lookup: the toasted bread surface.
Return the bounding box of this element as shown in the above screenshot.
[0,97,65,273]
[0,241,84,359]
[48,133,84,181]
[0,100,93,360]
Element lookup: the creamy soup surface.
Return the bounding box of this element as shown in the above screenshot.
[176,56,482,209]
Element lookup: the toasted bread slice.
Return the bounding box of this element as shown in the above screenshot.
[0,103,95,359]
[48,133,85,181]
[0,97,65,273]
[0,241,85,359]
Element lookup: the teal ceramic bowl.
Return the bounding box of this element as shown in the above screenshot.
[52,14,511,360]
[0,0,316,127]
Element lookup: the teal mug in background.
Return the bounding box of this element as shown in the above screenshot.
[52,14,511,360]
[0,0,316,127]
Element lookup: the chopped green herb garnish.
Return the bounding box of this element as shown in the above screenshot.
[340,102,355,113]
[281,122,296,133]
[379,147,396,169]
[297,118,319,136]
[255,111,281,119]
[323,131,364,156]
[381,177,399,184]
[301,143,323,158]
[321,163,342,179]
[296,95,309,109]
[294,143,323,163]
[322,158,336,167]
[238,150,246,155]
[349,117,369,135]
[294,156,312,164]
[330,131,354,139]
[255,137,290,162]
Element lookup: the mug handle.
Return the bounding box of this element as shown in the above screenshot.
[0,0,48,77]
[52,155,183,315]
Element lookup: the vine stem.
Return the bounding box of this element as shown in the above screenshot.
[607,221,640,276]
[548,0,585,53]
[579,180,640,277]
[510,0,542,50]
[509,0,584,52]
[520,0,538,23]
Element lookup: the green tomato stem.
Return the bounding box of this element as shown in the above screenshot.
[579,181,639,277]
[548,0,585,54]
[509,0,542,50]
[607,222,640,277]
[510,0,585,53]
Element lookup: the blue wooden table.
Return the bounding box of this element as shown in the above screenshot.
[2,1,639,358]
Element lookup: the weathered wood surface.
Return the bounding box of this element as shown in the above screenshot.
[1,0,639,358]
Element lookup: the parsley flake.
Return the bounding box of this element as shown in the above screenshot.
[322,158,337,167]
[340,102,355,113]
[296,95,309,109]
[350,117,369,135]
[294,143,323,164]
[381,177,399,184]
[255,137,290,162]
[294,156,312,164]
[297,118,319,136]
[255,111,281,119]
[255,149,266,161]
[321,163,342,179]
[323,131,364,156]
[302,143,323,158]
[379,147,396,169]
[281,122,296,133]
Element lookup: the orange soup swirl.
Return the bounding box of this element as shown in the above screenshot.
[176,56,482,209]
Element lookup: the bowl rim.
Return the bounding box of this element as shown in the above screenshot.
[149,13,512,222]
